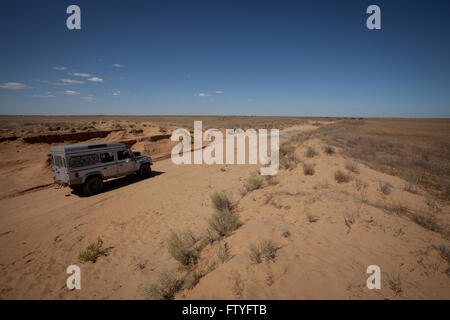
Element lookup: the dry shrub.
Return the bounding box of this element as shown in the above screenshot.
[306,212,319,223]
[145,269,183,300]
[279,143,300,170]
[208,208,241,238]
[305,146,318,158]
[379,181,392,195]
[167,229,198,267]
[324,146,335,155]
[248,240,278,264]
[245,173,264,191]
[334,170,350,183]
[217,241,230,263]
[264,175,279,186]
[387,273,402,295]
[436,244,450,262]
[211,191,233,212]
[345,161,359,173]
[409,211,442,234]
[229,271,244,299]
[303,163,315,176]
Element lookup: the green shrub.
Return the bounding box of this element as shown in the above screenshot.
[79,238,106,263]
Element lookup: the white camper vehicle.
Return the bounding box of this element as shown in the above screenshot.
[50,143,152,196]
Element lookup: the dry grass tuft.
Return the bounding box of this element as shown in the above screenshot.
[211,191,233,212]
[245,173,264,191]
[305,146,318,158]
[145,269,183,300]
[334,170,351,183]
[387,273,402,295]
[249,239,278,264]
[379,181,392,195]
[167,229,198,267]
[345,161,359,174]
[303,163,315,176]
[324,146,335,155]
[208,208,241,238]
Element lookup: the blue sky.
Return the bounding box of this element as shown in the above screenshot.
[0,0,449,117]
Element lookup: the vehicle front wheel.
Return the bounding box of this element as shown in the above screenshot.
[138,164,152,179]
[82,176,103,196]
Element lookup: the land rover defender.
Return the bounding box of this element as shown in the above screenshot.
[50,143,152,196]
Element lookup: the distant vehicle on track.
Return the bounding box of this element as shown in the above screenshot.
[50,143,152,196]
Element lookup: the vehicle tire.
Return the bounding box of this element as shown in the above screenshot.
[82,176,103,196]
[138,164,152,179]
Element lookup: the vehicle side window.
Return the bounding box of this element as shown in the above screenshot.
[117,150,132,160]
[100,152,115,163]
[69,153,100,168]
[52,155,66,168]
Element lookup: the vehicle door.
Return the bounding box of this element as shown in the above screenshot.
[99,151,117,178]
[51,154,69,184]
[116,149,136,176]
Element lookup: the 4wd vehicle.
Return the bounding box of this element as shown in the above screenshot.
[50,143,152,196]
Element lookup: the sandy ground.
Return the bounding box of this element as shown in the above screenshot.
[0,118,448,299]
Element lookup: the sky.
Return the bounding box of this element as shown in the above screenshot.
[0,0,449,117]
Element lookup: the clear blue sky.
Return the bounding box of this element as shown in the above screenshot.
[0,0,449,117]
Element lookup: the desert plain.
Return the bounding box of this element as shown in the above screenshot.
[0,115,449,299]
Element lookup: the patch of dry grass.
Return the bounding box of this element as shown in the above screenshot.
[305,146,318,158]
[334,170,351,183]
[245,173,264,191]
[167,229,199,267]
[316,119,450,200]
[303,163,315,176]
[146,269,183,300]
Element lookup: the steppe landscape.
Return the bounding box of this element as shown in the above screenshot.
[0,115,449,299]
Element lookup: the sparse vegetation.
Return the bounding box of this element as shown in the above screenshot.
[404,182,418,194]
[248,239,278,264]
[316,119,450,200]
[324,146,335,155]
[305,146,318,158]
[306,212,319,223]
[345,161,359,174]
[145,269,183,300]
[264,175,279,186]
[303,163,315,176]
[208,207,241,238]
[245,173,264,191]
[229,271,244,299]
[281,227,291,238]
[387,273,402,295]
[211,191,233,213]
[279,143,300,170]
[167,229,198,267]
[379,181,392,195]
[334,170,350,183]
[436,244,450,262]
[217,241,230,264]
[78,238,107,263]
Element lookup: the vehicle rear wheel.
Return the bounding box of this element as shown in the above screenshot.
[138,164,152,179]
[82,176,103,196]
